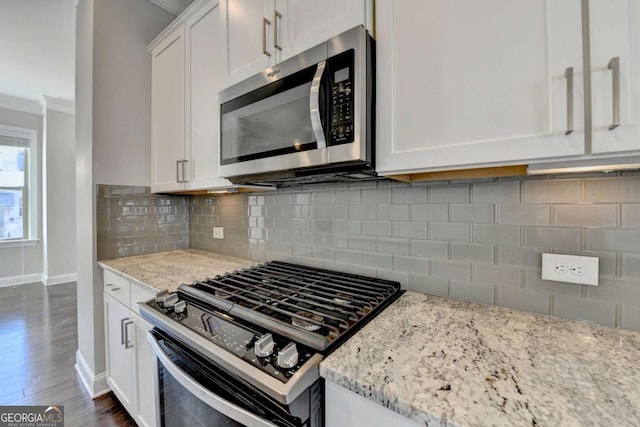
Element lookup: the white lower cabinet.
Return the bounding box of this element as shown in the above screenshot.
[103,272,158,427]
[325,380,422,427]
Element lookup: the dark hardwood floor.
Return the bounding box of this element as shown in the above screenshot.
[0,282,137,426]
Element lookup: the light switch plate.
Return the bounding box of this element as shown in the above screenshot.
[542,253,599,286]
[213,226,224,239]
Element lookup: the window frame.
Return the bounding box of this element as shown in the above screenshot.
[0,124,38,245]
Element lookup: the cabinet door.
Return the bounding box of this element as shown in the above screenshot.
[133,315,157,427]
[589,0,640,154]
[104,293,136,414]
[151,26,186,193]
[376,0,585,175]
[220,0,274,86]
[274,0,371,62]
[186,0,235,190]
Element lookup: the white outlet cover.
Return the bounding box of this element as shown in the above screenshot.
[542,253,599,286]
[213,226,224,239]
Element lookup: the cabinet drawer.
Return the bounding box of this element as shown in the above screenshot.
[103,270,131,307]
[130,282,157,315]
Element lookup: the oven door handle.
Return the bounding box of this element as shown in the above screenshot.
[146,332,279,427]
[309,60,327,149]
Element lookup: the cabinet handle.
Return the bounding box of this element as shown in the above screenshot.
[120,317,130,346]
[608,56,620,130]
[111,287,120,292]
[262,18,272,57]
[564,67,574,135]
[182,159,188,182]
[176,160,182,183]
[105,283,113,287]
[123,320,134,349]
[273,10,282,51]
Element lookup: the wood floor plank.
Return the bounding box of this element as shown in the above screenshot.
[0,282,137,426]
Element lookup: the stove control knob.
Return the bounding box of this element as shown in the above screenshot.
[277,342,299,369]
[162,293,179,308]
[254,333,275,358]
[174,301,187,314]
[154,290,168,304]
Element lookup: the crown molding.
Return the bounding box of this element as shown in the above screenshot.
[148,0,193,16]
[0,93,42,115]
[41,95,75,115]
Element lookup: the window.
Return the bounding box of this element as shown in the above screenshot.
[0,125,37,242]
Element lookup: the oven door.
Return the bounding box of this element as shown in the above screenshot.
[147,330,319,427]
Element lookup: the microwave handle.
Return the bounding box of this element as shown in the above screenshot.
[309,61,327,149]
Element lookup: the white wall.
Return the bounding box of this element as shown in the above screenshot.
[43,106,76,285]
[74,0,174,397]
[0,106,43,284]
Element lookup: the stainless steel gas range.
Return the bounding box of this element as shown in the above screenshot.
[139,261,402,427]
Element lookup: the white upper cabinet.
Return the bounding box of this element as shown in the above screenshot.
[185,0,234,189]
[589,0,640,154]
[376,0,585,175]
[151,26,186,192]
[220,0,372,87]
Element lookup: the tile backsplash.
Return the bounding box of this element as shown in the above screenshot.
[189,175,640,331]
[96,185,189,260]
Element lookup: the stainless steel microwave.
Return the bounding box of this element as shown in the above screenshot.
[219,26,374,185]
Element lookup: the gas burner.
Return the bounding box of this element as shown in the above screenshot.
[291,311,323,331]
[215,289,233,299]
[333,293,354,306]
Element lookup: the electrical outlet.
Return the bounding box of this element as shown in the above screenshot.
[213,226,224,239]
[542,253,599,286]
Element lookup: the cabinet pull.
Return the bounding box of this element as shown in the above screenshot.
[608,56,620,130]
[182,159,188,182]
[105,283,113,287]
[176,160,182,183]
[123,320,135,349]
[111,287,120,292]
[262,18,272,57]
[273,10,282,51]
[564,67,574,135]
[120,317,130,346]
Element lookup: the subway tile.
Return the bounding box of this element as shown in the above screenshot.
[362,221,391,237]
[274,193,292,205]
[523,179,581,203]
[393,256,428,275]
[376,270,409,287]
[335,190,361,204]
[449,282,494,305]
[552,294,616,327]
[410,240,448,259]
[349,205,377,220]
[429,223,469,242]
[450,204,494,224]
[451,243,494,263]
[324,205,348,220]
[335,249,362,265]
[524,226,581,251]
[496,287,549,315]
[473,224,520,245]
[497,246,541,268]
[378,204,410,221]
[584,177,640,202]
[334,220,361,235]
[585,278,640,304]
[429,184,470,203]
[349,181,378,189]
[621,253,640,279]
[472,181,520,203]
[292,193,311,205]
[431,260,471,282]
[292,245,313,257]
[524,270,581,296]
[361,188,392,204]
[586,229,640,253]
[363,253,393,270]
[409,275,449,297]
[497,204,550,225]
[311,191,335,205]
[376,237,410,256]
[473,265,521,288]
[621,204,640,228]
[410,204,449,222]
[323,234,348,249]
[313,248,336,262]
[620,304,640,331]
[348,235,376,252]
[553,204,617,227]
[393,222,428,239]
[392,186,427,204]
[266,241,292,256]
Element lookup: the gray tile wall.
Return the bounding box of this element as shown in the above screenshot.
[189,175,640,331]
[96,185,189,260]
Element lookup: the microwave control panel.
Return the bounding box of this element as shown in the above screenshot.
[328,50,355,146]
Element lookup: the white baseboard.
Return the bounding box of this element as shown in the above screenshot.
[44,273,77,286]
[75,350,110,399]
[0,273,43,288]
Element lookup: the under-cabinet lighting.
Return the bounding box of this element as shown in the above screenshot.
[527,156,640,175]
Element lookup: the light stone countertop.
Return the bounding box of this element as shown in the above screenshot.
[320,291,640,427]
[98,249,255,293]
